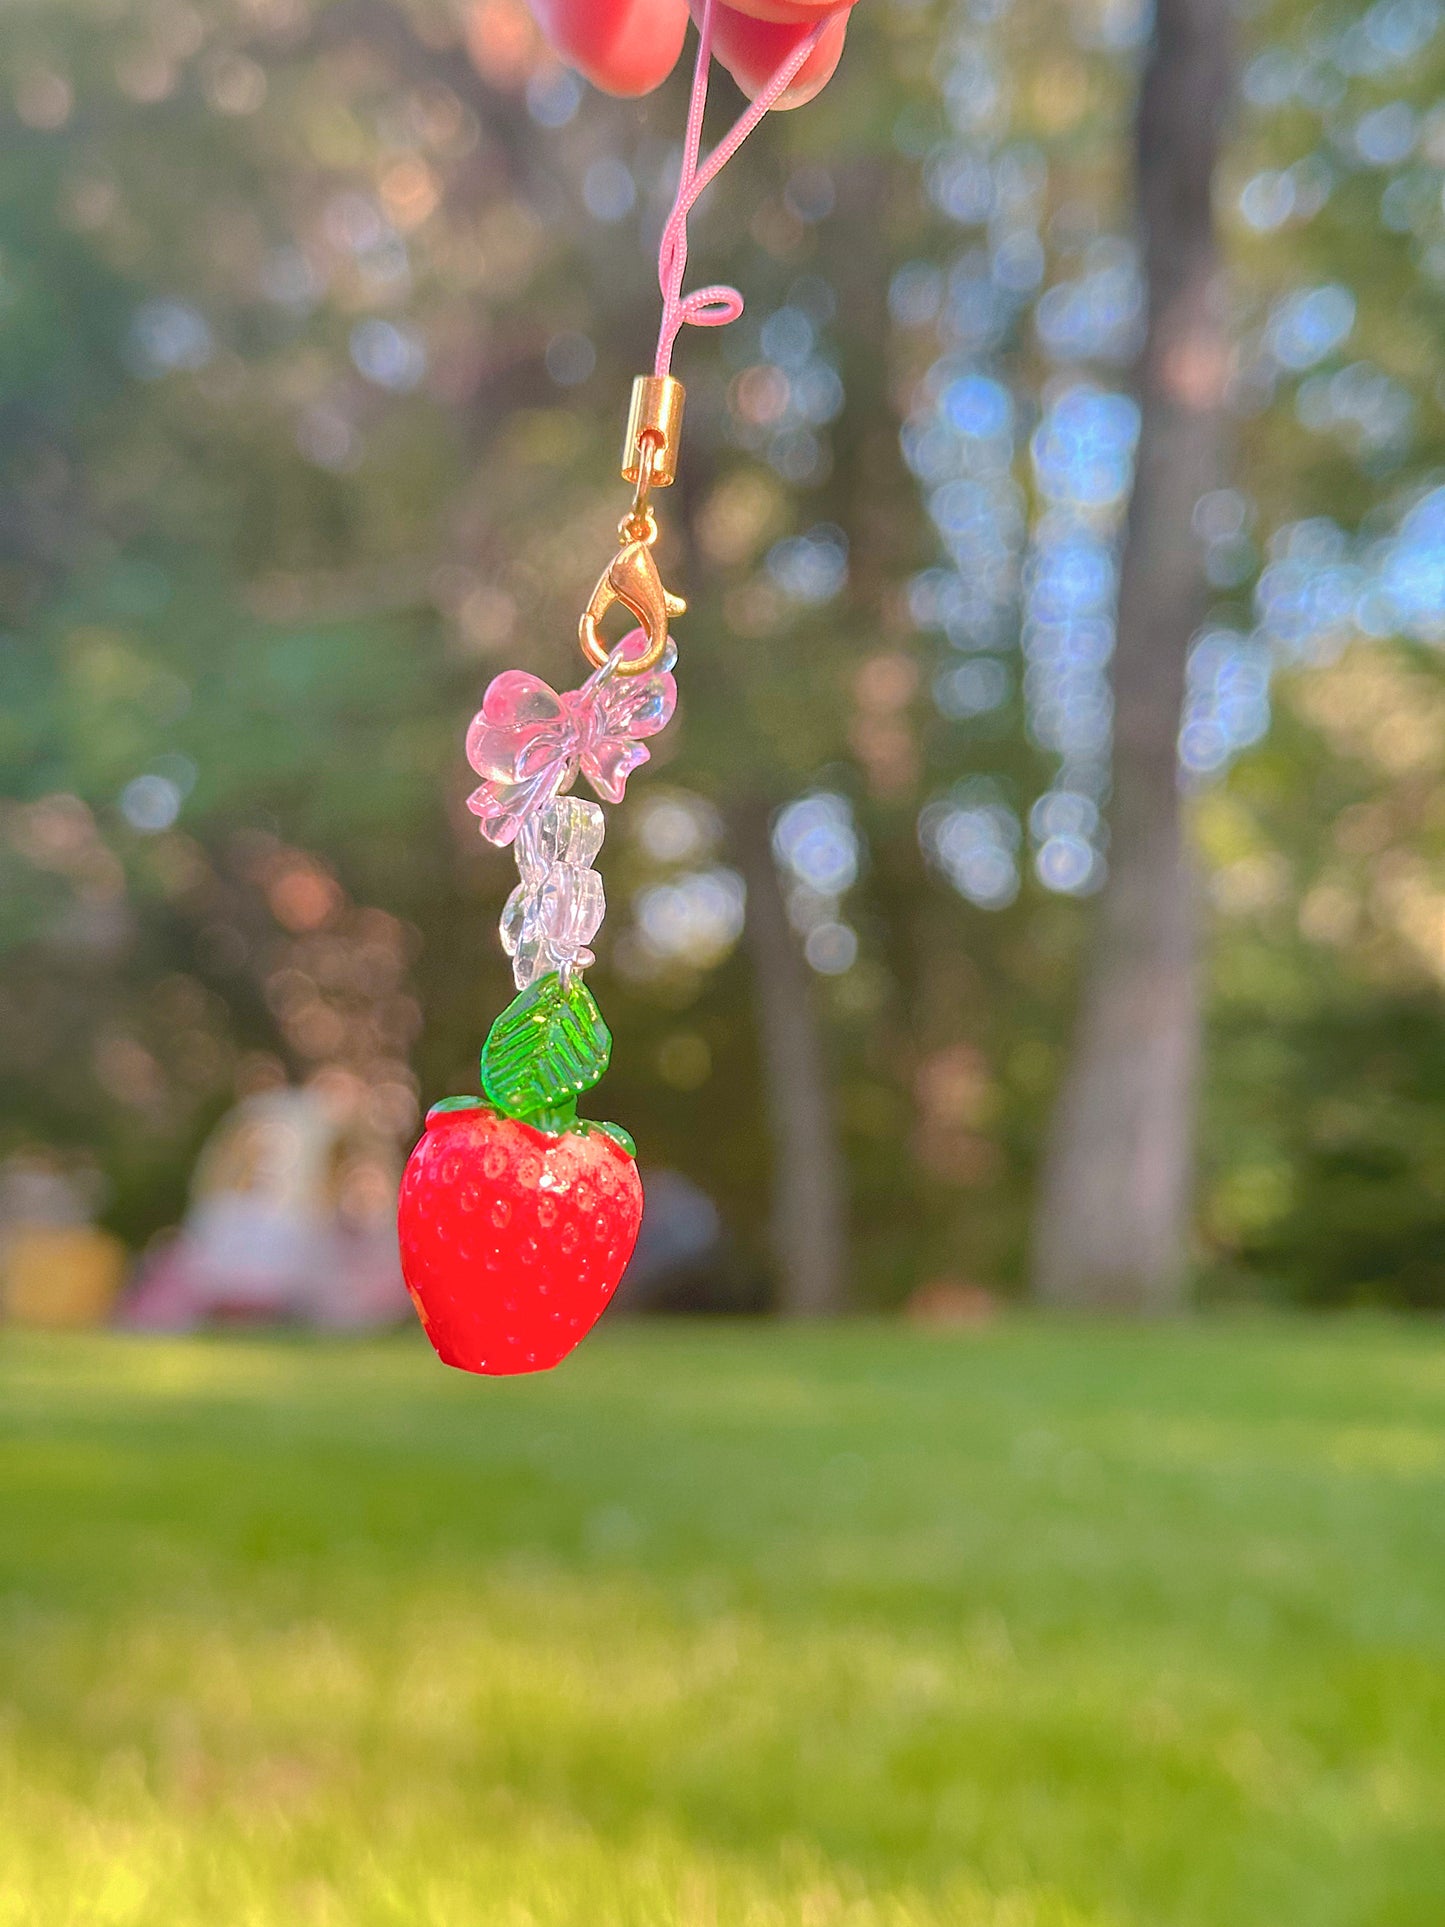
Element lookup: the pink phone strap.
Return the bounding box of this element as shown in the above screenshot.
[653,0,844,377]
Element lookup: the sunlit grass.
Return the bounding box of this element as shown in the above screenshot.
[2,1319,1444,1925]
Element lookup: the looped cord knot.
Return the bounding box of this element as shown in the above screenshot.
[653,0,841,378]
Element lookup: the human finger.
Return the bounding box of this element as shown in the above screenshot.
[700,0,854,107]
[526,0,690,97]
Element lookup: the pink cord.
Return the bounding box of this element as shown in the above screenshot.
[653,0,842,378]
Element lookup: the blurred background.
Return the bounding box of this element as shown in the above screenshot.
[2,0,1444,1322]
[3,1,1445,1922]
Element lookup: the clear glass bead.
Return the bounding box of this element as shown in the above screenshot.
[516,795,605,880]
[500,797,608,989]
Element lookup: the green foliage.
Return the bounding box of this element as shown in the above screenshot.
[1213,993,1445,1306]
[4,1325,1445,1923]
[480,972,611,1129]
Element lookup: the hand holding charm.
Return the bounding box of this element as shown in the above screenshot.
[399,0,847,1375]
[401,0,838,1376]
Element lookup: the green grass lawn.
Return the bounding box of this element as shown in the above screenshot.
[2,1319,1444,1926]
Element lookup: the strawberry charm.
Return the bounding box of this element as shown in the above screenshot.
[398,510,682,1375]
[396,901,643,1372]
[396,4,848,1374]
[400,962,643,1376]
[401,372,689,1377]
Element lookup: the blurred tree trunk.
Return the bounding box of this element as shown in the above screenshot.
[732,798,849,1316]
[1031,0,1234,1311]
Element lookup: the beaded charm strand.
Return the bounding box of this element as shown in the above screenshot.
[398,0,842,1374]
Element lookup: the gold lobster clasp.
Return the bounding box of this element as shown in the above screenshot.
[577,378,687,678]
[578,524,686,676]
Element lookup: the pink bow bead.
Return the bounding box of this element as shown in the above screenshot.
[465,631,677,846]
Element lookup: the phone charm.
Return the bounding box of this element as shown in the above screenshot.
[399,0,839,1374]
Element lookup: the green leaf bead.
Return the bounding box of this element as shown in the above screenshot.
[480,972,611,1124]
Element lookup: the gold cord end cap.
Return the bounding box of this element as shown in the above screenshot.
[621,376,685,488]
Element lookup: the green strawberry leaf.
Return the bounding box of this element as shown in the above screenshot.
[427,1095,486,1119]
[480,973,611,1124]
[580,1119,636,1158]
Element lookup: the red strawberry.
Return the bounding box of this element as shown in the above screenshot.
[398,1100,643,1375]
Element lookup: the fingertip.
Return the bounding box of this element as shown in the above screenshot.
[773,14,848,108]
[528,0,689,98]
[706,3,851,109]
